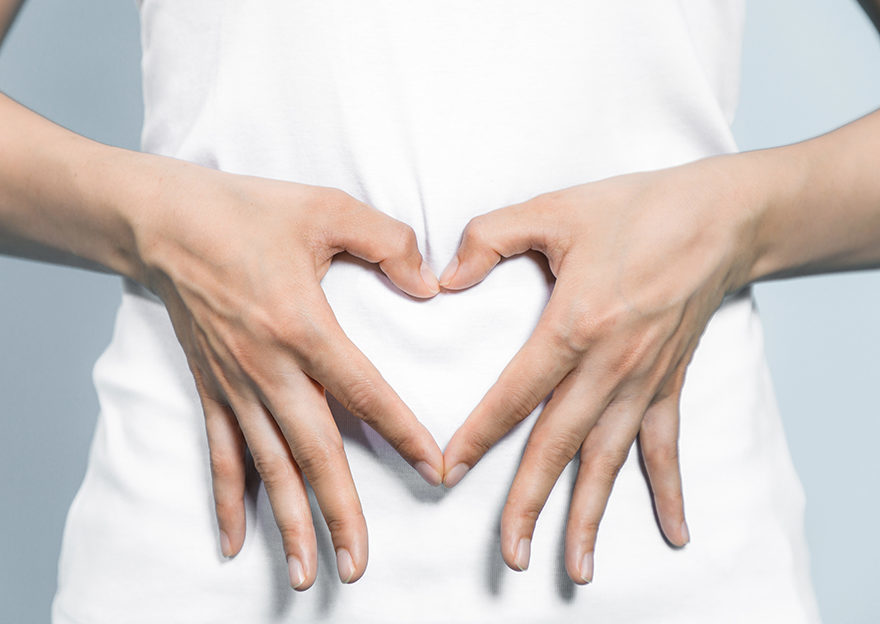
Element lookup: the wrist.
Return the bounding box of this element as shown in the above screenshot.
[0,93,159,280]
[91,147,213,291]
[660,150,778,295]
[703,145,810,292]
[70,142,149,282]
[738,143,811,285]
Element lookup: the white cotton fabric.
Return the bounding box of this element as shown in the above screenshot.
[53,1,822,622]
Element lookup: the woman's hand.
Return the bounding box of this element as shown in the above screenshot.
[0,91,446,590]
[127,158,445,590]
[439,154,762,584]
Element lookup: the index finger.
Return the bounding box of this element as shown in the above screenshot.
[441,290,582,487]
[288,287,444,487]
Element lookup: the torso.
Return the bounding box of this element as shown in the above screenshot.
[53,2,822,622]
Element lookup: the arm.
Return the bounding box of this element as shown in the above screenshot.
[0,91,141,274]
[0,91,444,588]
[438,107,880,582]
[748,107,880,282]
[0,0,23,45]
[858,0,880,36]
[0,0,127,273]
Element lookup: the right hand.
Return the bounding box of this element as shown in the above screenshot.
[128,158,444,590]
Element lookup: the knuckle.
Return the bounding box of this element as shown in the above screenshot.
[609,348,641,379]
[209,451,242,485]
[277,524,310,549]
[200,356,235,399]
[216,336,281,393]
[579,518,601,539]
[253,451,296,490]
[214,495,242,521]
[301,186,347,223]
[644,436,679,467]
[216,322,257,367]
[381,426,421,461]
[387,222,419,259]
[588,448,629,483]
[241,303,325,371]
[537,188,566,210]
[668,363,689,395]
[332,187,357,207]
[188,358,209,393]
[273,308,322,353]
[652,377,679,402]
[465,427,497,459]
[613,332,658,379]
[341,375,385,422]
[325,507,366,538]
[553,311,612,357]
[195,370,227,407]
[533,432,582,474]
[461,215,491,248]
[495,385,545,423]
[294,436,345,481]
[310,188,362,232]
[320,187,355,212]
[226,305,275,349]
[502,498,541,529]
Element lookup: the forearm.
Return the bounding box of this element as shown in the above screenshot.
[0,91,149,279]
[0,0,23,45]
[858,0,880,36]
[741,107,880,284]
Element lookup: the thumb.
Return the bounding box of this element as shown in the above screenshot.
[325,196,439,298]
[439,202,547,290]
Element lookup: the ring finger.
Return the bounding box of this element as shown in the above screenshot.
[226,386,319,591]
[563,394,649,585]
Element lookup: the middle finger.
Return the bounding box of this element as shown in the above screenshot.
[259,367,370,584]
[498,363,614,571]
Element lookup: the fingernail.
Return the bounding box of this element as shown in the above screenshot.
[579,551,594,583]
[681,520,690,545]
[419,261,440,294]
[415,460,442,486]
[336,548,356,583]
[219,530,233,558]
[287,554,306,589]
[443,462,470,488]
[438,255,460,286]
[514,537,531,571]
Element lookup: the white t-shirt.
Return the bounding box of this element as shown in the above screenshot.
[53,1,822,622]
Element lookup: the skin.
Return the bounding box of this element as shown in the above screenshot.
[439,118,880,581]
[0,89,448,589]
[132,163,449,588]
[0,0,21,43]
[3,0,880,591]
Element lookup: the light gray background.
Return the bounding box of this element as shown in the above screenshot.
[1,0,878,621]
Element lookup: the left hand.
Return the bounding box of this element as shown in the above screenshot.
[439,154,761,584]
